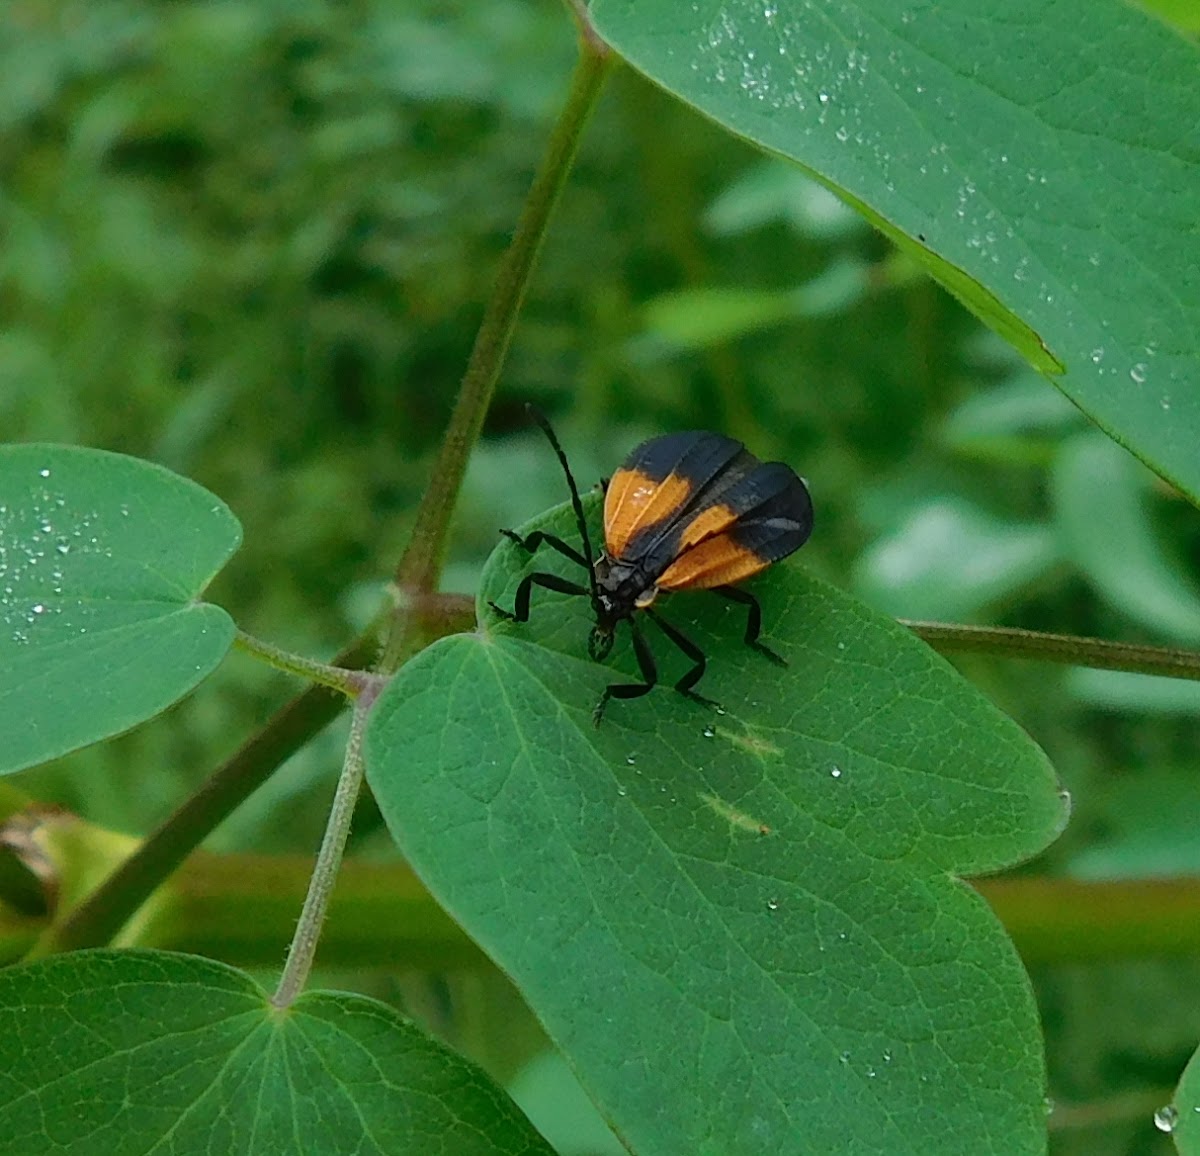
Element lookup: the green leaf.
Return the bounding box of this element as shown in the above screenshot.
[1067,767,1200,881]
[853,496,1061,621]
[1066,668,1200,715]
[588,0,1200,501]
[941,372,1083,466]
[639,257,869,350]
[1173,1051,1200,1153]
[0,949,553,1156]
[366,499,1068,1156]
[508,1051,626,1156]
[0,445,240,774]
[704,159,865,239]
[1052,433,1200,644]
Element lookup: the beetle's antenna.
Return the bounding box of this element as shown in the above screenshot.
[525,404,601,606]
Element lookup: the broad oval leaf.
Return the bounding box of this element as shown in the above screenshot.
[588,0,1200,503]
[0,948,553,1156]
[366,500,1068,1156]
[0,445,240,774]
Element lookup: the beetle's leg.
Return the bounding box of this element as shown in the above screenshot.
[711,585,786,667]
[646,609,720,710]
[489,572,589,623]
[499,529,589,570]
[592,617,658,726]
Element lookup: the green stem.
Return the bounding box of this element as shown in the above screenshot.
[23,858,1200,970]
[561,0,610,56]
[1048,1089,1176,1134]
[904,620,1200,680]
[977,876,1200,961]
[234,630,369,696]
[133,852,484,970]
[382,42,612,668]
[272,691,374,1008]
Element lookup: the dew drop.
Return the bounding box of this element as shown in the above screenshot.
[830,766,843,779]
[1089,348,1104,364]
[31,603,45,615]
[766,898,779,911]
[702,725,716,739]
[39,468,50,478]
[626,754,637,766]
[616,785,628,797]
[1130,363,1148,384]
[1153,1105,1178,1133]
[839,1051,851,1065]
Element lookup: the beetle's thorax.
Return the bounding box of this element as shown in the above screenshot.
[593,551,658,625]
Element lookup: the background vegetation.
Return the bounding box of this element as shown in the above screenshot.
[2,1,1199,1152]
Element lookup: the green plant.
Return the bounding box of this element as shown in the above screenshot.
[1,1,1199,1153]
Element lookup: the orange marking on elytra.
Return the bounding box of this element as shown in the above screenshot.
[656,535,769,591]
[676,503,738,549]
[604,470,691,556]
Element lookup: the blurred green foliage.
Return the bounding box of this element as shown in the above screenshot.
[3,1,1199,1152]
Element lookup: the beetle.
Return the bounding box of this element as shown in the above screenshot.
[489,407,814,724]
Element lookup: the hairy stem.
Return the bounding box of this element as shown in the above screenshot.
[905,620,1200,681]
[234,630,369,696]
[272,689,376,1008]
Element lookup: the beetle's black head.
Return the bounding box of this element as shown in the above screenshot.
[587,562,625,661]
[587,622,615,662]
[587,553,659,661]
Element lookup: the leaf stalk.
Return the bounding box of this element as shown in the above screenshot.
[272,688,377,1008]
[906,621,1200,681]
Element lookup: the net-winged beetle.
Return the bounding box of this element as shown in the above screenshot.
[489,407,813,724]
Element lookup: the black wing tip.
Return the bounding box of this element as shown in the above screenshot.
[620,430,746,482]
